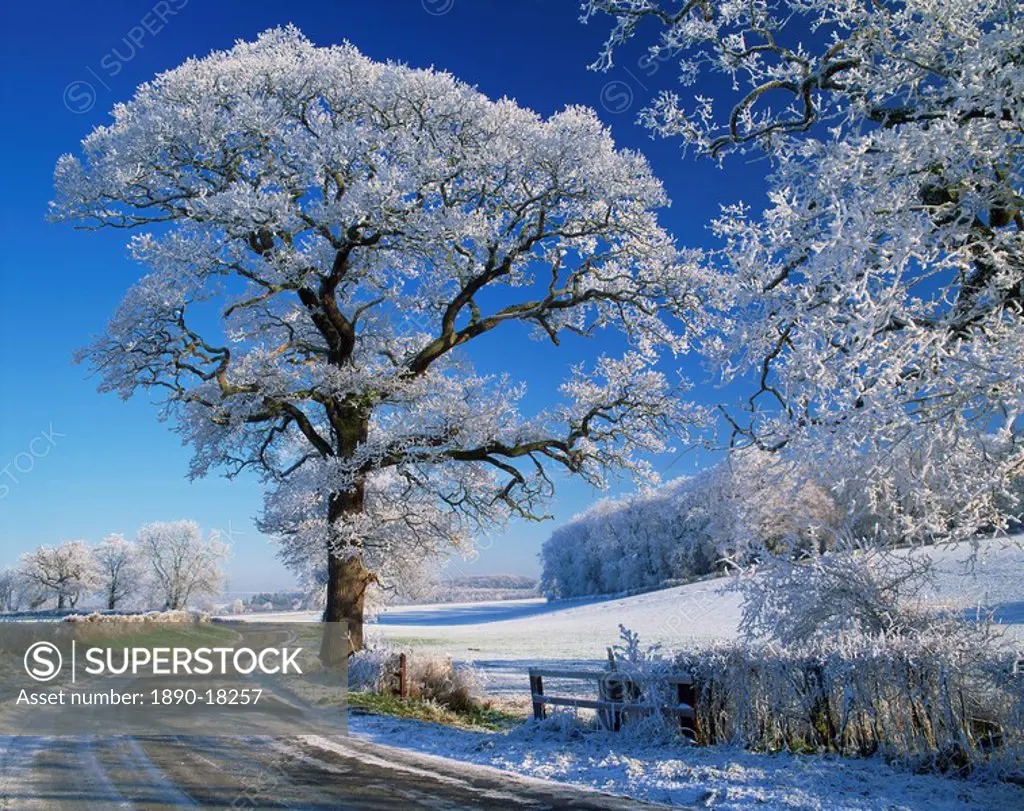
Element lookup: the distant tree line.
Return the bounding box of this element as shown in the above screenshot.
[540,450,839,599]
[246,591,302,611]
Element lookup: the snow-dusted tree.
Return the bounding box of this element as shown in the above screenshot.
[540,449,836,598]
[583,0,1024,543]
[17,541,100,610]
[737,545,936,646]
[53,27,701,657]
[92,533,143,610]
[704,449,838,563]
[0,568,22,612]
[136,520,227,610]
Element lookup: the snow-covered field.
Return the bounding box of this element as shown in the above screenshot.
[249,579,741,697]
[251,537,1024,698]
[215,538,1024,809]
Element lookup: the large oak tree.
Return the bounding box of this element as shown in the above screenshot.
[53,27,701,658]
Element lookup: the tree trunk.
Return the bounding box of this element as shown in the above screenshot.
[320,552,374,663]
[56,592,66,610]
[317,405,373,664]
[320,484,373,664]
[107,592,117,611]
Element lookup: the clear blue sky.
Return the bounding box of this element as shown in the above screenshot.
[0,0,763,590]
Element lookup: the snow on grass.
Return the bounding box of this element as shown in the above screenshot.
[382,537,1024,660]
[339,712,1024,810]
[367,577,740,673]
[254,537,1024,808]
[919,537,1024,621]
[238,537,1024,699]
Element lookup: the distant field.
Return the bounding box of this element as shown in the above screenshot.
[397,574,539,605]
[244,537,1024,698]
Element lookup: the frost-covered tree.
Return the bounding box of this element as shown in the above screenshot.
[92,533,143,610]
[17,541,99,610]
[53,27,701,657]
[136,520,227,610]
[0,568,22,612]
[540,449,836,597]
[705,449,838,561]
[583,0,1024,543]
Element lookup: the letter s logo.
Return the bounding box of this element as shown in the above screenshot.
[24,642,62,682]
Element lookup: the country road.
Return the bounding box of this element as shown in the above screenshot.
[0,734,668,810]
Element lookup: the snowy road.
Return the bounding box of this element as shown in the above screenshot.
[0,733,668,810]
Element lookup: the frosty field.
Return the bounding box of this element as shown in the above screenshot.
[251,537,1024,699]
[325,537,1024,809]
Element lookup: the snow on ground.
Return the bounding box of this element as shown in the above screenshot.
[387,535,1024,697]
[222,537,1024,808]
[245,536,1024,699]
[919,537,1024,624]
[244,582,742,698]
[367,580,741,699]
[327,537,1024,809]
[335,712,1024,811]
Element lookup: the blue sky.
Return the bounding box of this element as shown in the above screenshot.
[0,0,765,590]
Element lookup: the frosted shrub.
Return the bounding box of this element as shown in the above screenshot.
[602,626,690,741]
[737,546,936,646]
[408,656,482,715]
[348,640,484,715]
[347,640,401,692]
[665,622,1023,775]
[537,627,691,741]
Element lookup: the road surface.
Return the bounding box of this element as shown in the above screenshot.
[0,733,668,810]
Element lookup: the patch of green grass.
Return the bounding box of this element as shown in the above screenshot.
[376,636,452,647]
[342,690,524,731]
[76,623,240,650]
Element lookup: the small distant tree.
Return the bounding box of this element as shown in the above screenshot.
[231,598,245,615]
[18,541,99,610]
[137,521,228,610]
[0,568,22,612]
[92,534,144,610]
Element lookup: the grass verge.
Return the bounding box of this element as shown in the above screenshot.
[344,690,523,731]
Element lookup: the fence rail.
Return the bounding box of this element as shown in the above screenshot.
[527,666,698,737]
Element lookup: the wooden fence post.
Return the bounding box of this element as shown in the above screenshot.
[677,679,697,741]
[529,671,546,720]
[399,652,408,700]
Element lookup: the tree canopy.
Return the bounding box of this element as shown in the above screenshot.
[53,27,703,650]
[585,0,1024,542]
